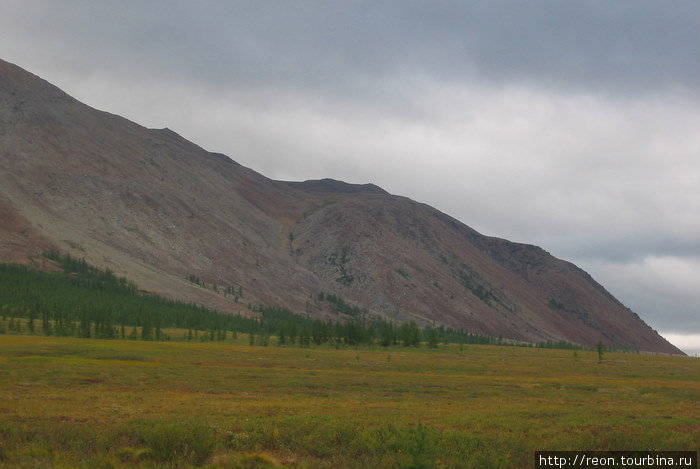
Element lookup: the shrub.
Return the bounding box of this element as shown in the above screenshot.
[136,420,216,465]
[401,422,436,469]
[234,452,281,468]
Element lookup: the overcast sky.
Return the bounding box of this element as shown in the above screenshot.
[1,1,698,354]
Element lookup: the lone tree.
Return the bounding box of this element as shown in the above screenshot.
[596,341,605,363]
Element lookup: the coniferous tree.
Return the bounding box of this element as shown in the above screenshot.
[79,317,90,338]
[399,322,421,347]
[596,341,605,363]
[42,313,52,336]
[379,321,394,347]
[427,328,438,348]
[141,322,153,341]
[277,328,287,346]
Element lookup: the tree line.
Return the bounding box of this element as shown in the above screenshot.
[0,252,604,351]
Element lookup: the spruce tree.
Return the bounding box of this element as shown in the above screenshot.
[596,341,605,363]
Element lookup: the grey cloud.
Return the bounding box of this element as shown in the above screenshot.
[579,256,700,335]
[1,0,698,99]
[547,237,700,264]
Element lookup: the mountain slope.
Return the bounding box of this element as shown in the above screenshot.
[0,58,681,353]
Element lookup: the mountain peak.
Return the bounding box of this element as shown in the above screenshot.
[281,178,389,195]
[0,59,75,108]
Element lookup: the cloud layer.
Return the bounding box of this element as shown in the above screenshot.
[1,1,698,351]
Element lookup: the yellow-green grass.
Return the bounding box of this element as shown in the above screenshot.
[0,335,697,468]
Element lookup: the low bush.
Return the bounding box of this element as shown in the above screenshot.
[135,420,216,465]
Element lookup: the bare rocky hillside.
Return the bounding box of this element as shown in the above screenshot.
[0,58,681,353]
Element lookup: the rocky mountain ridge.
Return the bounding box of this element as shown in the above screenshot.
[0,58,681,354]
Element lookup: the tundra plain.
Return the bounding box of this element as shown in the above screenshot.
[0,333,697,468]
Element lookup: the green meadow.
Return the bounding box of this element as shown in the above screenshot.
[0,334,697,468]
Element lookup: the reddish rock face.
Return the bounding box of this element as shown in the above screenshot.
[0,59,681,354]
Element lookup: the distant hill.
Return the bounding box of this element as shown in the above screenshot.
[0,58,681,354]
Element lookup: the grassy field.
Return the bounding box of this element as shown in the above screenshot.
[0,334,697,468]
